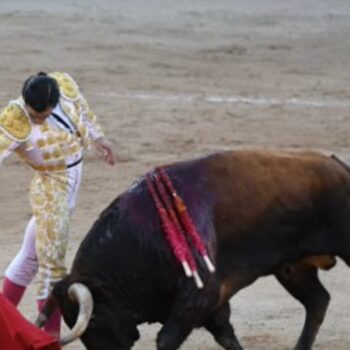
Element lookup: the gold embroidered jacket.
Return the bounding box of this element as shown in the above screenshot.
[0,72,105,172]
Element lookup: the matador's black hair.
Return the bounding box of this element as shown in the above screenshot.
[22,72,60,112]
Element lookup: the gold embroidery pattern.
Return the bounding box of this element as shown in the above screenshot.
[30,172,70,298]
[53,81,104,148]
[79,96,104,137]
[39,123,49,133]
[36,139,46,148]
[60,101,91,149]
[0,104,31,141]
[26,117,82,173]
[30,163,66,172]
[49,72,80,101]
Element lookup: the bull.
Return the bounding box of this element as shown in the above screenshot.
[44,149,350,350]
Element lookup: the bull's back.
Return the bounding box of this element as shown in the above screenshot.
[73,149,350,284]
[201,150,347,234]
[77,149,350,260]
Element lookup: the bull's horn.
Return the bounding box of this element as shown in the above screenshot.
[60,283,94,346]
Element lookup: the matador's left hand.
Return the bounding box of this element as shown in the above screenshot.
[94,136,117,166]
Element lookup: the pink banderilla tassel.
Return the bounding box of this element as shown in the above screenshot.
[157,167,216,273]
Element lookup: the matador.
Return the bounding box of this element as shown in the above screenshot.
[0,71,116,337]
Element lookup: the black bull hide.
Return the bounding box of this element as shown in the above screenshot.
[53,150,350,350]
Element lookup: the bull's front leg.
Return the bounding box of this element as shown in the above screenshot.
[156,318,193,350]
[156,285,217,350]
[204,302,243,350]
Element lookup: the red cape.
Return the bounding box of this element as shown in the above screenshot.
[0,292,60,350]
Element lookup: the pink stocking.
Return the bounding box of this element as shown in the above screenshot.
[2,277,26,306]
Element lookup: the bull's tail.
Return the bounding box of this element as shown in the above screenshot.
[330,154,350,174]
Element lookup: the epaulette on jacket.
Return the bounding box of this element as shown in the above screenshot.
[0,103,31,142]
[49,72,80,101]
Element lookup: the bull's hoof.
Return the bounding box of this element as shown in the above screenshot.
[227,343,244,350]
[293,343,312,350]
[223,339,244,350]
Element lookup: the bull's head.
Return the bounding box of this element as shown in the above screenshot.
[36,283,94,346]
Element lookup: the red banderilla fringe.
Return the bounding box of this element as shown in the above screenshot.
[146,174,194,281]
[157,167,215,273]
[153,173,203,288]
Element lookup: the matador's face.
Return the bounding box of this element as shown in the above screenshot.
[25,105,53,124]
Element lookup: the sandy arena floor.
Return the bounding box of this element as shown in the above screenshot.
[1,1,350,349]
